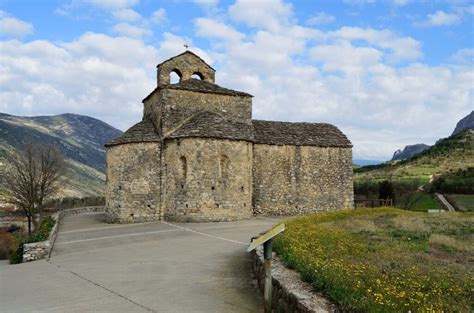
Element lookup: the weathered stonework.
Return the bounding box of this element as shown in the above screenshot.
[106,143,161,223]
[156,51,215,85]
[163,138,252,222]
[252,247,338,313]
[253,145,353,216]
[105,51,353,223]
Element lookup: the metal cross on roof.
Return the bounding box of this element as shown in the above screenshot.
[184,44,190,50]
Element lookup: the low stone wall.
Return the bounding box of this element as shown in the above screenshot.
[22,206,104,263]
[252,247,338,313]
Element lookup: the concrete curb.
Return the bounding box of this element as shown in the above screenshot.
[252,247,338,313]
[22,206,104,262]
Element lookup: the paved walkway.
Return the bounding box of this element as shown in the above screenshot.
[0,212,281,312]
[435,193,456,212]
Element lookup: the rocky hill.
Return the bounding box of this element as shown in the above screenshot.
[355,129,474,181]
[452,111,474,136]
[0,113,122,198]
[391,144,431,161]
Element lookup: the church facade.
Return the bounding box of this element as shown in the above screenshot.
[105,51,353,223]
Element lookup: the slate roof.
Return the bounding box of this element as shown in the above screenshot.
[166,111,253,141]
[105,115,351,148]
[105,120,160,147]
[164,79,252,97]
[252,120,352,148]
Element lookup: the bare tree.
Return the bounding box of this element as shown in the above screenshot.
[2,142,64,235]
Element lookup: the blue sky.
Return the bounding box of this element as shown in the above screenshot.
[0,0,473,160]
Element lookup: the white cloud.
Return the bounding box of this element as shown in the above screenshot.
[192,0,219,6]
[150,8,166,24]
[112,23,152,38]
[306,12,335,25]
[2,2,472,161]
[451,48,474,64]
[310,41,382,74]
[344,0,409,5]
[155,32,212,64]
[229,0,292,31]
[112,9,141,22]
[329,27,422,62]
[0,34,159,130]
[195,18,244,43]
[392,0,410,6]
[82,0,138,10]
[417,10,461,27]
[0,12,33,38]
[56,0,139,16]
[193,11,470,160]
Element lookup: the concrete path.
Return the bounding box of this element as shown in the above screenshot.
[435,193,456,212]
[1,212,281,313]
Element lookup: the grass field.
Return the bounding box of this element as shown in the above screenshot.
[410,193,441,211]
[273,208,473,312]
[450,194,474,212]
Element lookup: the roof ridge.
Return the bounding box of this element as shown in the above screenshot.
[156,51,216,71]
[253,119,335,127]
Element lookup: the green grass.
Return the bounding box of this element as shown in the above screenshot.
[273,208,473,312]
[411,193,441,212]
[450,194,474,212]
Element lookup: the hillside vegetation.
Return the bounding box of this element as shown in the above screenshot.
[355,129,474,183]
[0,113,122,198]
[274,208,473,312]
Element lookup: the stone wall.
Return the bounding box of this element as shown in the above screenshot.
[22,212,57,262]
[157,52,215,85]
[106,143,161,223]
[252,247,336,313]
[253,144,353,215]
[160,89,252,134]
[23,206,104,262]
[163,137,253,222]
[143,90,162,134]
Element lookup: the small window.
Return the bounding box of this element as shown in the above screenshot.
[191,72,204,80]
[179,156,187,180]
[219,155,229,179]
[170,69,182,84]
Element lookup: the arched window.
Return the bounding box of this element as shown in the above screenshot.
[191,72,204,80]
[170,69,182,84]
[219,155,229,179]
[179,156,187,180]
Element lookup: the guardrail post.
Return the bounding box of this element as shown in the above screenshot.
[264,240,272,313]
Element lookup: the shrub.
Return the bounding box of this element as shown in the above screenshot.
[8,237,23,264]
[27,216,55,243]
[0,232,17,260]
[5,216,56,264]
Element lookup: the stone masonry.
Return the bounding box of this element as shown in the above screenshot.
[105,51,353,223]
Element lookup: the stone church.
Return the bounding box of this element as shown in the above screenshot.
[105,51,353,223]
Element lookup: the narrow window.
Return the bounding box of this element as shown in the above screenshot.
[170,69,182,84]
[219,155,229,179]
[179,156,187,181]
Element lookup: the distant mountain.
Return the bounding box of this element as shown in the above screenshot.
[452,111,474,136]
[355,129,474,179]
[391,144,431,161]
[353,159,384,166]
[0,113,122,198]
